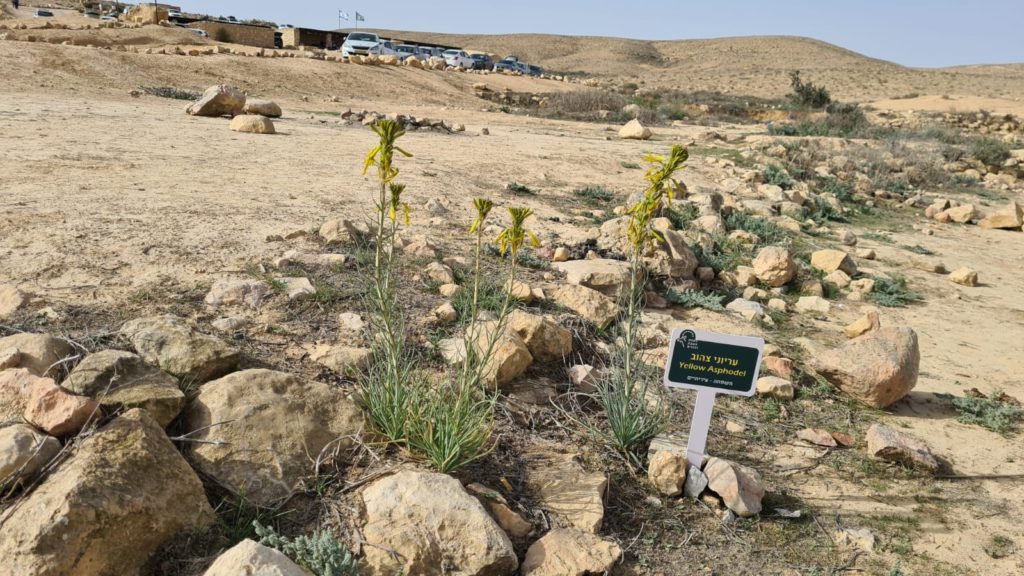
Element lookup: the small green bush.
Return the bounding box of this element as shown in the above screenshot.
[941,393,1024,434]
[254,522,359,576]
[506,182,537,196]
[869,276,920,307]
[664,203,700,230]
[664,288,725,311]
[762,164,795,190]
[725,212,788,246]
[968,137,1011,167]
[788,71,831,109]
[572,186,616,204]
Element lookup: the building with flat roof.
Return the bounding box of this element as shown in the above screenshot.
[192,20,275,48]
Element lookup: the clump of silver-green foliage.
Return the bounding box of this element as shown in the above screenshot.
[254,521,359,576]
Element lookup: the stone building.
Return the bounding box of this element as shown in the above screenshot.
[191,21,275,48]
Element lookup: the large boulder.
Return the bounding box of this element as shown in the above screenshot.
[525,452,606,533]
[0,333,74,377]
[186,84,246,117]
[359,470,518,576]
[618,118,652,140]
[704,457,765,517]
[229,114,276,134]
[62,350,185,427]
[521,529,621,576]
[0,409,215,575]
[181,369,364,506]
[656,229,700,279]
[978,200,1023,230]
[202,539,310,576]
[507,310,572,362]
[121,315,239,384]
[242,99,283,118]
[0,424,61,487]
[751,246,796,287]
[552,259,632,297]
[442,322,533,388]
[549,284,617,329]
[814,327,920,408]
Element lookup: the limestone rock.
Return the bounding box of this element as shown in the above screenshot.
[618,118,652,140]
[307,344,371,375]
[0,424,61,486]
[865,423,939,473]
[202,539,310,576]
[187,84,246,117]
[552,258,632,297]
[751,247,795,287]
[795,295,831,315]
[978,200,1023,230]
[552,247,570,262]
[230,114,276,134]
[182,369,364,506]
[814,327,919,408]
[425,261,456,285]
[467,483,533,539]
[761,356,794,381]
[703,457,765,517]
[942,204,976,223]
[242,98,282,118]
[0,284,29,318]
[845,310,881,339]
[0,409,214,575]
[726,298,764,321]
[432,302,458,325]
[360,470,518,576]
[525,452,606,533]
[0,347,19,370]
[756,376,794,400]
[62,350,184,427]
[549,284,617,329]
[204,278,268,308]
[0,333,73,377]
[810,249,857,276]
[121,315,239,383]
[521,529,621,576]
[23,380,99,437]
[797,428,838,447]
[648,450,687,497]
[507,310,572,362]
[567,364,598,393]
[948,267,979,287]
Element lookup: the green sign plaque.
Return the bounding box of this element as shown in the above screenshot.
[663,329,765,396]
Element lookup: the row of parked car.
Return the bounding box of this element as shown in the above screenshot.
[341,33,544,75]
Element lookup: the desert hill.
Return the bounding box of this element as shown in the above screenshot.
[355,29,1024,101]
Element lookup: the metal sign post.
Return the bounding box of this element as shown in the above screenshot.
[663,329,765,466]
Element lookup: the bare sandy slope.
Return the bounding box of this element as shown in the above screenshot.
[2,84,1023,574]
[357,29,1024,101]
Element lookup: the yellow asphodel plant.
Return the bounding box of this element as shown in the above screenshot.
[496,207,540,259]
[627,144,689,254]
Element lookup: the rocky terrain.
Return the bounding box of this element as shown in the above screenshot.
[2,6,1024,576]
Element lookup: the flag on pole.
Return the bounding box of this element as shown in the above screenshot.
[355,11,365,22]
[339,10,349,20]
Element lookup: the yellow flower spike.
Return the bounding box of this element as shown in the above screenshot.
[497,207,537,257]
[469,198,494,235]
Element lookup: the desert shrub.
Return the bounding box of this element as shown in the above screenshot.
[573,186,616,204]
[941,393,1024,434]
[815,176,854,202]
[823,102,870,136]
[968,137,1011,167]
[545,89,627,116]
[621,161,641,169]
[869,275,920,307]
[693,237,746,273]
[254,522,358,576]
[809,195,847,224]
[506,182,536,196]
[664,288,725,311]
[725,212,788,246]
[941,146,966,163]
[788,71,831,109]
[665,202,700,230]
[767,123,799,136]
[141,86,200,100]
[762,164,795,190]
[901,244,934,256]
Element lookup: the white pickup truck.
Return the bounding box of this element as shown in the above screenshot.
[341,32,397,59]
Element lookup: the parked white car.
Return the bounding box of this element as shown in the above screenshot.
[442,49,473,69]
[342,32,397,58]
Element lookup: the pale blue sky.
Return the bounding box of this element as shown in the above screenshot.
[175,1,1023,68]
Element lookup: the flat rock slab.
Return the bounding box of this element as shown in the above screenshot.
[182,369,364,506]
[0,333,73,378]
[865,423,939,473]
[521,528,621,576]
[121,315,239,384]
[62,350,184,427]
[524,452,607,533]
